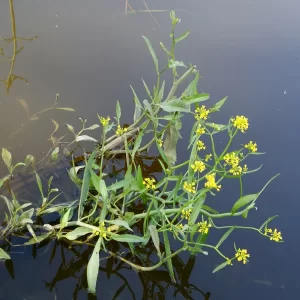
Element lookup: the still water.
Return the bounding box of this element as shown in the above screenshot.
[1,0,300,299]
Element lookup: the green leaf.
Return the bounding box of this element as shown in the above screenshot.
[175,29,190,43]
[0,248,11,260]
[2,148,12,171]
[105,219,133,232]
[142,36,159,75]
[109,233,146,243]
[210,96,227,112]
[78,151,97,219]
[182,71,200,97]
[66,124,75,134]
[87,236,101,294]
[148,225,161,258]
[54,107,75,112]
[156,80,165,103]
[106,178,132,192]
[160,42,171,56]
[116,100,121,122]
[50,147,60,161]
[164,122,180,165]
[212,260,229,273]
[131,130,143,160]
[231,194,258,214]
[182,93,210,104]
[168,60,186,69]
[0,175,10,188]
[24,233,51,245]
[35,172,44,199]
[159,99,190,113]
[188,193,206,225]
[65,227,94,240]
[60,207,72,229]
[215,227,235,249]
[130,86,142,122]
[19,208,34,225]
[142,79,153,101]
[162,219,175,282]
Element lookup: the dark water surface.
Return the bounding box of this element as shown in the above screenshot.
[1,0,300,299]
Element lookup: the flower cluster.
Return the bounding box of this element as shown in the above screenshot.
[195,105,210,120]
[198,221,211,234]
[157,139,163,147]
[93,221,111,240]
[143,177,156,190]
[235,248,250,264]
[183,181,196,194]
[116,125,128,136]
[244,141,258,153]
[205,154,212,162]
[223,152,247,176]
[231,115,249,133]
[99,116,110,127]
[264,228,283,242]
[204,173,221,191]
[196,140,206,151]
[196,125,205,136]
[191,160,206,173]
[181,208,192,220]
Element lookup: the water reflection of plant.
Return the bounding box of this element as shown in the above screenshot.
[0,0,38,93]
[0,11,283,297]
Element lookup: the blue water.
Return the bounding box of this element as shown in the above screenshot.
[0,0,299,299]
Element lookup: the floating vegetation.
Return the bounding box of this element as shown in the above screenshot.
[0,11,283,296]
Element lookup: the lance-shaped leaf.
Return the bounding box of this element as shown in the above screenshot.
[148,225,161,258]
[87,236,101,294]
[142,36,159,75]
[2,148,12,171]
[65,227,94,240]
[159,99,190,113]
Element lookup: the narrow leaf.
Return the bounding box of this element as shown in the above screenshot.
[87,236,101,294]
[65,227,93,240]
[231,194,258,214]
[216,227,235,249]
[0,248,11,260]
[142,36,159,75]
[76,135,98,143]
[148,225,161,258]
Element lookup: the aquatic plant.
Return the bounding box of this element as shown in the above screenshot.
[0,11,283,295]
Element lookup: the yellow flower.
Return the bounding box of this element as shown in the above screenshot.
[231,115,249,133]
[224,152,240,167]
[205,154,212,162]
[181,209,192,220]
[269,228,283,242]
[99,116,110,127]
[243,164,248,172]
[229,165,243,176]
[204,173,221,191]
[116,125,128,136]
[191,160,206,173]
[198,221,211,234]
[98,221,109,240]
[157,139,163,147]
[235,248,250,264]
[196,140,206,151]
[244,141,258,153]
[195,105,210,120]
[196,125,205,136]
[183,181,196,194]
[143,177,156,190]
